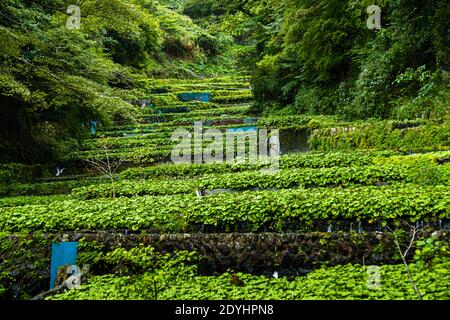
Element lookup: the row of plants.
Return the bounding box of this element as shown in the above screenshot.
[93,126,270,148]
[3,150,447,197]
[67,148,171,165]
[197,164,450,190]
[213,91,253,104]
[96,123,258,139]
[49,238,450,300]
[6,148,450,196]
[80,138,161,151]
[145,82,250,93]
[0,195,67,208]
[81,129,261,151]
[139,105,251,123]
[209,89,253,98]
[140,89,252,108]
[310,121,450,153]
[118,150,401,180]
[66,130,280,163]
[0,179,109,197]
[257,117,430,130]
[71,178,197,199]
[1,184,449,233]
[257,115,342,129]
[71,165,415,199]
[136,101,245,119]
[49,262,450,300]
[374,151,450,166]
[100,123,264,141]
[4,151,447,198]
[151,115,251,128]
[96,130,171,140]
[72,118,424,160]
[146,101,218,112]
[139,76,250,87]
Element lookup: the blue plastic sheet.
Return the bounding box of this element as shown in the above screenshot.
[89,120,97,135]
[227,126,258,133]
[50,242,78,289]
[178,92,211,102]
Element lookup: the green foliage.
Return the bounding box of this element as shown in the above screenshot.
[0,195,67,208]
[414,235,450,269]
[257,115,340,129]
[0,232,51,299]
[119,150,398,179]
[0,179,108,197]
[0,0,240,162]
[55,244,198,300]
[83,244,198,276]
[49,260,450,300]
[71,164,413,199]
[1,184,449,233]
[309,121,450,152]
[1,0,449,302]
[249,0,450,120]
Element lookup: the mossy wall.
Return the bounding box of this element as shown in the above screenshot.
[2,231,449,299]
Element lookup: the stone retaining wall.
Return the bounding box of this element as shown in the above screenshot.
[2,231,448,299]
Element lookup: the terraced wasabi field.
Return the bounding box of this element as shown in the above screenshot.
[1,77,449,300]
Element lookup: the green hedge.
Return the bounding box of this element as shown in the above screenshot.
[0,195,68,207]
[119,151,399,179]
[257,115,341,129]
[0,179,108,197]
[72,165,410,199]
[96,123,256,139]
[1,184,448,233]
[309,121,450,152]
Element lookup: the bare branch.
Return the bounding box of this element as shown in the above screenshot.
[84,144,123,198]
[388,223,423,300]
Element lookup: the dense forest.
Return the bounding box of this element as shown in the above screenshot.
[0,0,240,162]
[0,0,449,302]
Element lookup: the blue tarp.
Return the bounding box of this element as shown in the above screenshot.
[89,120,97,135]
[227,126,258,133]
[178,92,211,102]
[50,242,78,289]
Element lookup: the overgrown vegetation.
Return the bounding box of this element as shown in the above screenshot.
[48,238,450,300]
[185,0,450,120]
[1,0,449,302]
[0,0,240,163]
